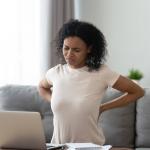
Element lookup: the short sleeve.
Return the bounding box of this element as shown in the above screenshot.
[45,64,60,84]
[103,65,120,87]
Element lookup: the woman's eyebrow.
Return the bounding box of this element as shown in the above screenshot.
[63,45,80,50]
[63,44,69,47]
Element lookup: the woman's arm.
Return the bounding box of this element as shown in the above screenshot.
[38,78,52,102]
[100,75,145,113]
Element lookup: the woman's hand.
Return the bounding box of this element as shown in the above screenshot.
[99,104,105,115]
[38,78,52,102]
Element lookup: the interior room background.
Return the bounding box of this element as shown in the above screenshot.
[0,0,149,87]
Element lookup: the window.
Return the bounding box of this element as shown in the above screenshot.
[0,0,41,85]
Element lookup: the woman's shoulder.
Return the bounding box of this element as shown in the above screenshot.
[97,64,119,75]
[47,64,67,73]
[46,64,66,81]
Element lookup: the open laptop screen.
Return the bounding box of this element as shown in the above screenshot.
[0,111,47,150]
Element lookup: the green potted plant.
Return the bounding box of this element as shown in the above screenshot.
[128,68,143,81]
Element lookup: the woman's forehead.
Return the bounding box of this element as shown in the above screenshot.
[63,36,87,47]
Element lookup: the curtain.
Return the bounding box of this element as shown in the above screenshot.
[40,0,74,71]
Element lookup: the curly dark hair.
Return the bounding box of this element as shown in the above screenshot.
[55,19,107,71]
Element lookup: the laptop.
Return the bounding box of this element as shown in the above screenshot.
[0,111,47,150]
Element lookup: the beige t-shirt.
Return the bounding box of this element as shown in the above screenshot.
[46,64,120,145]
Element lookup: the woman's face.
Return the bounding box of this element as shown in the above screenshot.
[63,36,90,69]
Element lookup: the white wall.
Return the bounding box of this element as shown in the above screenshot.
[74,0,150,87]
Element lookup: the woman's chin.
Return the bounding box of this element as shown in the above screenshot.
[66,60,75,66]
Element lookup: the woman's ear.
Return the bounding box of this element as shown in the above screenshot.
[87,46,92,53]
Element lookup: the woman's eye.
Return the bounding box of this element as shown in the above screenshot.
[74,49,80,52]
[74,48,81,53]
[63,47,69,50]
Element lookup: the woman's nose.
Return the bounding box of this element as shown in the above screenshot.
[67,50,73,57]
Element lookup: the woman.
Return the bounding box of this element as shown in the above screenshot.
[38,19,144,145]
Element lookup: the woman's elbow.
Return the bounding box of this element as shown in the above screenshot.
[136,87,145,99]
[140,88,145,97]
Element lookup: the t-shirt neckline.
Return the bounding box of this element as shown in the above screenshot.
[66,64,88,72]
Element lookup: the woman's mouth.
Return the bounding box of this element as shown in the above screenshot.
[66,58,75,64]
